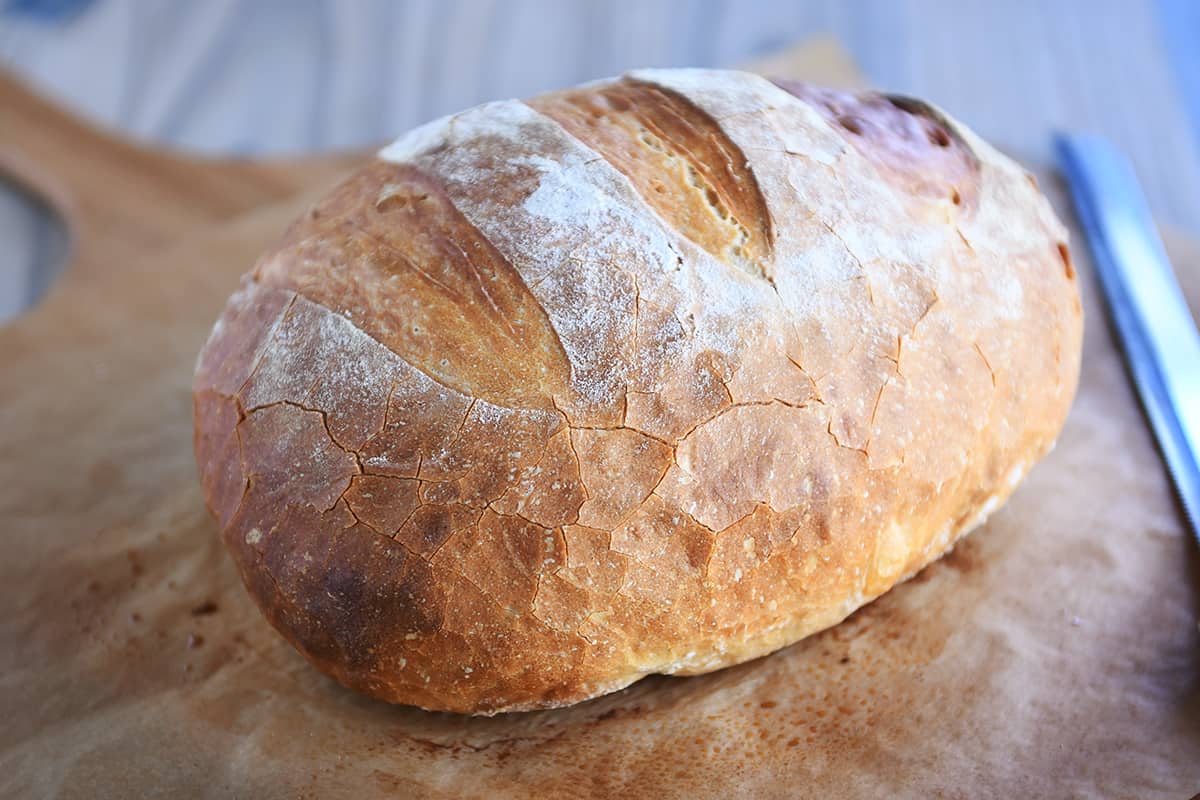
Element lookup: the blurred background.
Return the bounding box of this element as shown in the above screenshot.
[2,0,1199,316]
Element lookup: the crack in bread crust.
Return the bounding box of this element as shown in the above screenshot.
[193,68,1083,715]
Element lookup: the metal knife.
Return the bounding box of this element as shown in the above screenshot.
[1056,134,1200,541]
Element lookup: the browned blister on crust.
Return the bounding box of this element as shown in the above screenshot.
[193,69,1082,714]
[772,80,982,212]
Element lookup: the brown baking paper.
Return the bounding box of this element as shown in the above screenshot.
[2,41,1198,799]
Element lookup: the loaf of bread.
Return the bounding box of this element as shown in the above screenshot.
[193,69,1081,714]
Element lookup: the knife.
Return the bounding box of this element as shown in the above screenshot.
[1056,134,1200,542]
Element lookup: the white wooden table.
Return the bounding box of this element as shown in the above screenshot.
[2,0,1198,317]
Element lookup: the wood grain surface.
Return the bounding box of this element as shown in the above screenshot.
[1,39,1197,798]
[3,0,1198,233]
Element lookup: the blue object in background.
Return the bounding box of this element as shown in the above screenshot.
[1158,0,1200,163]
[3,0,94,23]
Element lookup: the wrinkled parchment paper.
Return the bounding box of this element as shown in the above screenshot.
[2,42,1197,799]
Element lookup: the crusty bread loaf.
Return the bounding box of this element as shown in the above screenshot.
[193,69,1081,715]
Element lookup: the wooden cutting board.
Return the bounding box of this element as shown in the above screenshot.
[2,40,1198,799]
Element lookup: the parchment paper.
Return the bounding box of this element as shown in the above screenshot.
[2,42,1197,799]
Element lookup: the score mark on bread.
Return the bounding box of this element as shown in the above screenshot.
[255,163,572,409]
[529,79,774,281]
[194,68,1082,715]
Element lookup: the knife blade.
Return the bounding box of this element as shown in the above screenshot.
[1056,133,1200,541]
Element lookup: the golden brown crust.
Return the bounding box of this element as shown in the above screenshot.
[193,68,1082,714]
